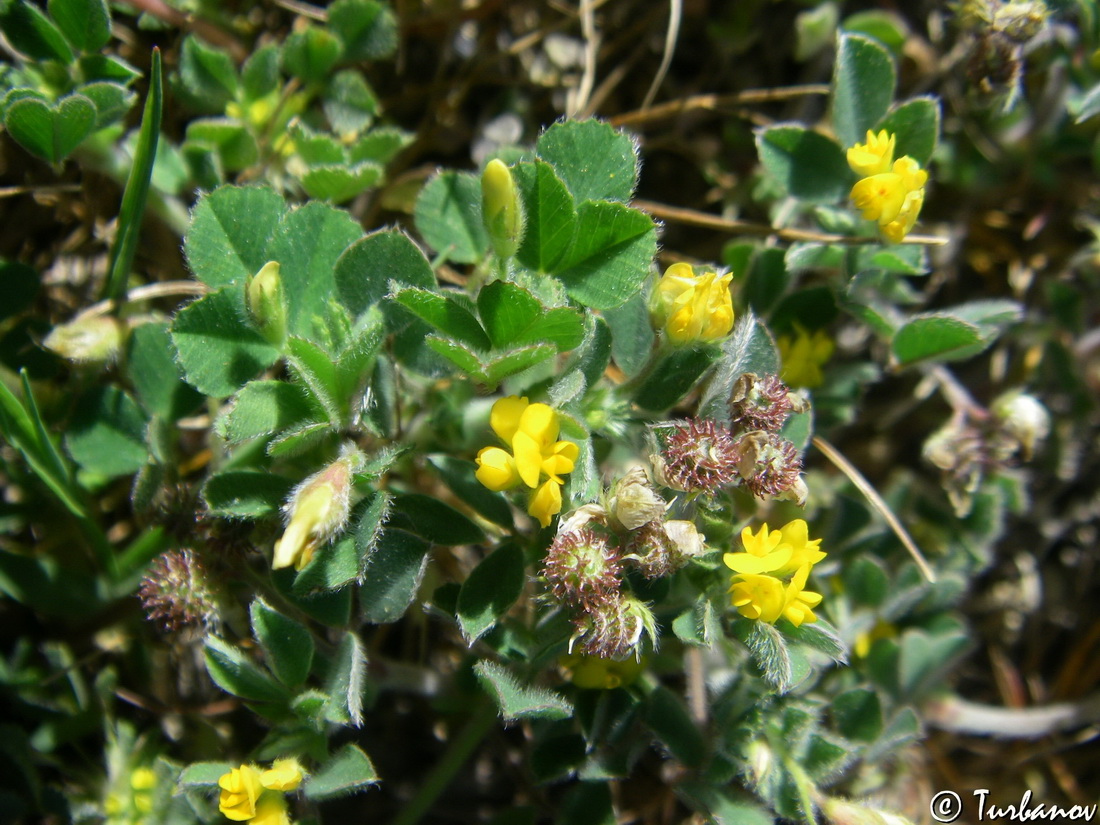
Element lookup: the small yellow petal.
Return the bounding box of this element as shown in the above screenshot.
[475,446,520,491]
[512,431,544,488]
[490,396,529,443]
[528,479,562,527]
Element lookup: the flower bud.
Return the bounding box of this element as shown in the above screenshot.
[139,548,220,634]
[43,315,126,363]
[652,419,740,494]
[246,261,288,347]
[218,765,263,822]
[542,525,622,608]
[273,449,360,571]
[570,592,658,660]
[745,739,773,788]
[991,390,1050,459]
[482,159,524,259]
[732,430,803,500]
[607,466,666,530]
[260,757,304,791]
[650,263,734,346]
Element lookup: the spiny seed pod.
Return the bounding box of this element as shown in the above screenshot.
[43,315,126,363]
[652,419,740,494]
[139,548,219,633]
[728,372,803,433]
[623,519,705,579]
[570,592,657,660]
[246,261,288,347]
[542,526,622,608]
[607,466,666,531]
[733,430,803,499]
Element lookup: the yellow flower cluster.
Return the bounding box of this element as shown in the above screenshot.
[651,263,735,346]
[218,759,303,825]
[475,396,579,528]
[104,766,157,824]
[777,325,834,389]
[723,519,825,626]
[847,129,927,243]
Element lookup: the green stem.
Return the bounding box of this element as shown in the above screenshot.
[389,700,498,825]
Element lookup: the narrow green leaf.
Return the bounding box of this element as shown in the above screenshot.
[603,291,654,377]
[457,543,525,643]
[414,170,489,264]
[634,346,716,412]
[293,491,390,593]
[393,288,492,351]
[513,160,577,272]
[474,661,573,722]
[483,343,557,386]
[202,470,293,518]
[204,636,290,704]
[359,528,431,624]
[251,598,315,688]
[755,124,850,203]
[49,0,110,53]
[184,185,287,288]
[303,744,379,801]
[536,120,639,203]
[785,619,848,665]
[744,620,793,693]
[171,285,281,398]
[426,336,483,377]
[554,201,656,311]
[322,631,367,725]
[832,32,895,149]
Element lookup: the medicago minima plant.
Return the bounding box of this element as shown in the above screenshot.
[0,19,1055,825]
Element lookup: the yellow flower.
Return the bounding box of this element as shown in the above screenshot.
[250,793,291,825]
[651,262,734,346]
[218,765,263,822]
[476,396,578,527]
[770,518,825,577]
[724,522,791,575]
[846,129,896,177]
[560,652,645,689]
[849,154,928,243]
[729,565,822,626]
[260,758,304,792]
[777,326,834,388]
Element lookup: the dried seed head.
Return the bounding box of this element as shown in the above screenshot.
[652,419,740,494]
[607,466,666,530]
[570,592,658,660]
[728,372,801,432]
[623,519,705,579]
[542,526,622,608]
[139,548,219,634]
[733,430,803,499]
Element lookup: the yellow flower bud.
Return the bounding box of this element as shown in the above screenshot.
[528,478,563,528]
[260,757,304,791]
[43,315,126,363]
[246,261,288,346]
[481,158,524,259]
[651,263,734,346]
[273,452,358,571]
[474,446,520,491]
[218,765,263,821]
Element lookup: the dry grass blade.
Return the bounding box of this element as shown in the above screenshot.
[812,436,936,583]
